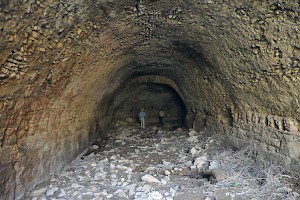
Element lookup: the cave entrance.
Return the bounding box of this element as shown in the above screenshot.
[113,83,187,127]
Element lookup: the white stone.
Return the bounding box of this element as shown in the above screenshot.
[46,187,58,196]
[111,174,117,178]
[71,183,84,189]
[194,156,207,168]
[135,149,140,153]
[164,176,171,182]
[135,192,149,199]
[110,163,116,168]
[164,170,171,176]
[194,143,202,150]
[92,145,99,149]
[106,194,113,198]
[230,193,236,198]
[136,186,143,191]
[293,192,300,197]
[161,179,167,185]
[141,174,161,183]
[58,189,66,197]
[148,191,163,200]
[188,130,197,137]
[187,136,198,142]
[111,155,117,160]
[209,161,220,169]
[170,187,177,197]
[125,183,136,191]
[129,190,135,197]
[118,191,127,198]
[100,158,109,163]
[30,187,48,197]
[162,161,171,166]
[142,184,152,192]
[114,189,127,198]
[190,165,197,170]
[190,147,197,155]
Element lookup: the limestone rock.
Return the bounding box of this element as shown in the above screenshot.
[164,170,171,176]
[46,187,58,196]
[209,161,220,169]
[141,174,161,183]
[194,156,207,168]
[190,147,197,155]
[188,130,197,137]
[187,136,198,142]
[148,191,163,200]
[30,187,48,197]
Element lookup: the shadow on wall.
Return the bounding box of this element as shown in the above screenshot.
[112,83,187,126]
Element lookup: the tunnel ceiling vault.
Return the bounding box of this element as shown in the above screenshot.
[1,0,300,199]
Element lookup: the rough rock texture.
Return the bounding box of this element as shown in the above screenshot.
[0,0,300,199]
[22,125,299,200]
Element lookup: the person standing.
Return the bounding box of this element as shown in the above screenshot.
[158,110,164,126]
[139,108,146,129]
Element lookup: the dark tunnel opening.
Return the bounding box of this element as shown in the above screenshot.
[112,83,187,128]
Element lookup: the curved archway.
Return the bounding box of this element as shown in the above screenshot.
[105,75,189,128]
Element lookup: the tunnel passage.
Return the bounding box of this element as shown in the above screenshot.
[1,0,300,199]
[113,83,187,126]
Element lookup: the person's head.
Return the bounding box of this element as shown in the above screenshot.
[141,108,144,111]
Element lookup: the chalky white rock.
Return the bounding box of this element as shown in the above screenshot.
[141,174,161,184]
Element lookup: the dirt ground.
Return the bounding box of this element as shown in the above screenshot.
[23,122,300,200]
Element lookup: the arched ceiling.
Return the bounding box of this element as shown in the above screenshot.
[1,0,300,199]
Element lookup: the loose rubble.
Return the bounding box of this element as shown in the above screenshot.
[23,123,299,200]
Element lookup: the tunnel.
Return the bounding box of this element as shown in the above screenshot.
[110,79,187,127]
[1,0,300,199]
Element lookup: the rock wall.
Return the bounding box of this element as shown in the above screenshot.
[225,111,300,173]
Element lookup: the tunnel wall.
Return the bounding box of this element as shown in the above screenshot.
[193,110,300,173]
[1,0,300,199]
[227,111,300,172]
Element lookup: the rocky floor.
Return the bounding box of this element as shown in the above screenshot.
[23,123,300,200]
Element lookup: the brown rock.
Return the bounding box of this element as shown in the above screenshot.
[32,31,38,38]
[5,128,15,137]
[211,168,227,181]
[175,127,183,133]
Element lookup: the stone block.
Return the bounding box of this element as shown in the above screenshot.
[5,128,15,136]
[267,138,281,148]
[283,118,299,133]
[287,142,300,159]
